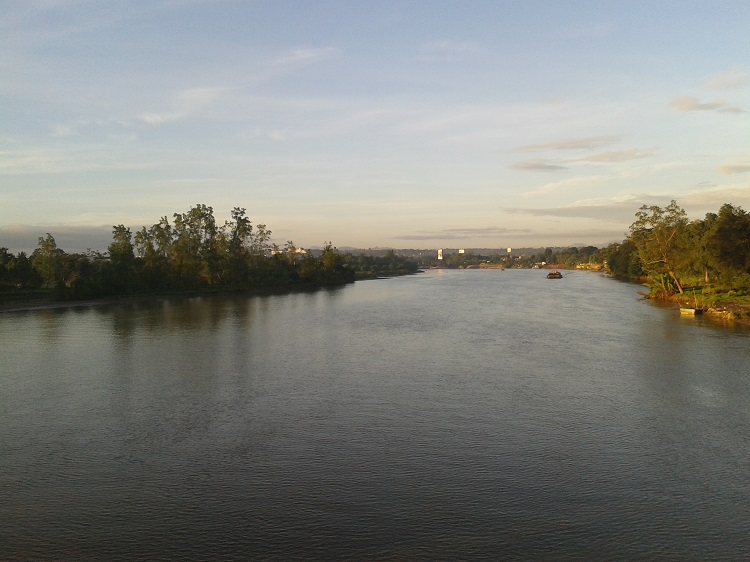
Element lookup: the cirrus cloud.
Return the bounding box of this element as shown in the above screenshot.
[517,136,621,152]
[137,86,225,125]
[718,161,750,175]
[706,68,750,91]
[395,226,529,241]
[577,149,656,163]
[271,47,338,66]
[511,160,568,172]
[670,96,744,114]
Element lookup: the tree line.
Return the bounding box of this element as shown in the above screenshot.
[5,200,746,304]
[604,201,750,297]
[1,204,366,300]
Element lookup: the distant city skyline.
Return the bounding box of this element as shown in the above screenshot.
[2,1,750,253]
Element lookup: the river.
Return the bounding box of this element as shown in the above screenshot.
[2,269,749,560]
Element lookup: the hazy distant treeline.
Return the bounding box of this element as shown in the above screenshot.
[0,204,417,300]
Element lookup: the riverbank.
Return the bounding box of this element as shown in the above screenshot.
[0,283,350,314]
[608,271,750,327]
[663,292,750,326]
[0,271,426,314]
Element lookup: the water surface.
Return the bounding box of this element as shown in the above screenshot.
[2,269,749,560]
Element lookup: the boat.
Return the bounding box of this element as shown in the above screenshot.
[680,289,705,315]
[680,307,704,316]
[546,270,563,279]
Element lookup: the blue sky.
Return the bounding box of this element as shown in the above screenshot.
[2,0,749,252]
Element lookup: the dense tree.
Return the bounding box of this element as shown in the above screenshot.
[105,225,136,294]
[1,248,41,289]
[705,204,750,278]
[31,234,65,288]
[13,204,362,299]
[685,212,718,284]
[605,240,643,278]
[171,204,220,287]
[134,218,172,292]
[224,207,253,285]
[16,200,749,305]
[629,201,690,294]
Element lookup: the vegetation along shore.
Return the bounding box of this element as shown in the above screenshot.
[2,201,749,324]
[0,204,418,312]
[606,201,750,324]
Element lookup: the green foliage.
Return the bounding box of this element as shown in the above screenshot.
[705,204,750,278]
[13,200,746,306]
[9,204,362,302]
[619,201,750,297]
[0,248,41,291]
[629,201,690,294]
[31,234,65,288]
[342,250,419,278]
[103,225,135,295]
[604,240,643,278]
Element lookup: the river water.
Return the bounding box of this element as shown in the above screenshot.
[2,269,749,560]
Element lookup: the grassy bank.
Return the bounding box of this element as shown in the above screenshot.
[640,283,750,325]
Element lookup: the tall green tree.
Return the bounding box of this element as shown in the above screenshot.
[686,212,718,284]
[106,225,136,293]
[605,239,643,278]
[4,251,40,288]
[169,204,221,287]
[31,233,65,288]
[705,203,750,278]
[629,201,690,294]
[223,207,253,285]
[134,216,173,291]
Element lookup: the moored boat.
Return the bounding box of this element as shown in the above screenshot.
[546,270,563,279]
[680,307,704,315]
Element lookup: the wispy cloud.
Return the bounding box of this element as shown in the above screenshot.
[271,47,338,66]
[50,124,76,137]
[718,160,750,175]
[528,175,607,195]
[652,161,690,171]
[510,188,750,226]
[395,226,529,241]
[706,68,750,91]
[681,183,750,209]
[670,96,744,114]
[511,160,568,172]
[507,195,657,222]
[0,146,156,175]
[517,136,621,152]
[137,86,224,125]
[577,149,656,163]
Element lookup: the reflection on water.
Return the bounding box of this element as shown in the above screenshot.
[1,270,749,560]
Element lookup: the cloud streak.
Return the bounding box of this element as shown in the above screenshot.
[395,226,530,241]
[706,68,750,91]
[527,175,608,195]
[670,96,744,114]
[718,161,750,175]
[506,196,656,223]
[511,160,568,172]
[271,47,338,66]
[517,136,621,152]
[577,149,656,163]
[137,87,224,125]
